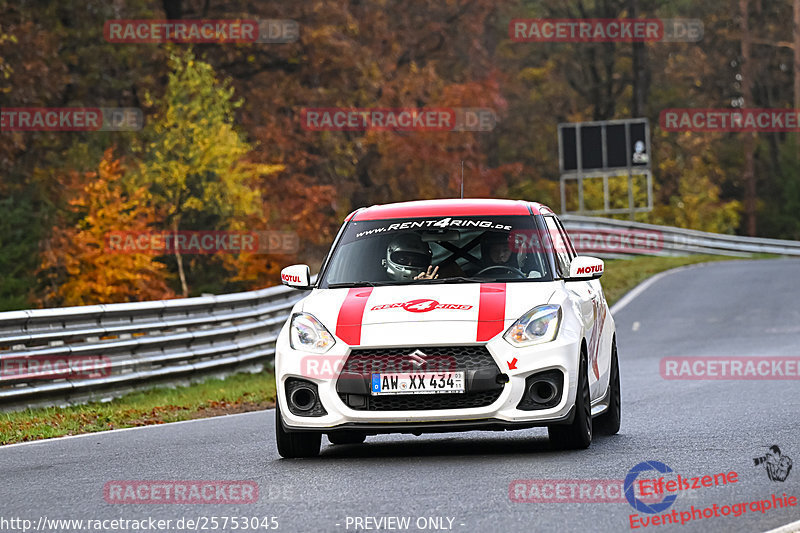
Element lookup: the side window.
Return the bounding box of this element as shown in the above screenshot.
[544,216,570,277]
[554,217,577,259]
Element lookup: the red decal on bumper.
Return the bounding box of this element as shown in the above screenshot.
[335,287,373,345]
[477,283,506,342]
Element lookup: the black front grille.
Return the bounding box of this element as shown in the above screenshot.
[337,345,503,411]
[342,345,497,374]
[363,389,503,411]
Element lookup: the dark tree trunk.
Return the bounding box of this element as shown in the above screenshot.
[794,0,800,126]
[629,0,648,117]
[740,0,758,236]
[163,0,182,20]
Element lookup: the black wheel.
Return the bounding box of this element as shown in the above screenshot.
[275,403,321,458]
[595,339,621,435]
[548,349,592,449]
[328,431,367,445]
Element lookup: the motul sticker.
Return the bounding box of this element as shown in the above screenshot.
[576,264,603,275]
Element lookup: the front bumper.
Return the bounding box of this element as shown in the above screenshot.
[275,323,582,433]
[284,407,576,434]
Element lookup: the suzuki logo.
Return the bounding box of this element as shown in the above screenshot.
[407,349,428,368]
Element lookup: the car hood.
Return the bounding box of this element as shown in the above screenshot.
[300,282,557,346]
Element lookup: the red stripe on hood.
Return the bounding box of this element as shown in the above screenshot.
[477,283,507,341]
[335,287,374,345]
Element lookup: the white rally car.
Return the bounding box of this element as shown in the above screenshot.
[274,199,620,457]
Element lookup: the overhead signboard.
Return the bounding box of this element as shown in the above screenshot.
[559,118,650,174]
[557,118,653,217]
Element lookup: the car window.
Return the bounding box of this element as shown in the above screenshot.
[545,216,571,277]
[320,215,554,286]
[554,216,577,259]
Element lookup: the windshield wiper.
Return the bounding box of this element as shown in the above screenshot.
[326,281,382,288]
[327,276,536,288]
[327,280,415,288]
[418,276,493,284]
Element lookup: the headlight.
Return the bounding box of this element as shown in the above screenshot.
[289,313,335,353]
[503,304,562,347]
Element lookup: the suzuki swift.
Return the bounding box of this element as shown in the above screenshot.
[274,199,620,457]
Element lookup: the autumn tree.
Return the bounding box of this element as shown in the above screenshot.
[135,49,280,296]
[193,0,516,269]
[36,149,174,307]
[6,0,800,311]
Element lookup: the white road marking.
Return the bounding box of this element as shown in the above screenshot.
[763,519,800,533]
[632,321,640,331]
[610,263,712,315]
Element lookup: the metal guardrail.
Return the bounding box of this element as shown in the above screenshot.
[0,284,305,409]
[1,218,799,409]
[560,215,800,259]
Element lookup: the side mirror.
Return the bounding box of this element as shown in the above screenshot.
[280,264,312,289]
[567,256,604,281]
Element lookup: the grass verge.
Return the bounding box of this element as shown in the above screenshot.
[0,253,771,445]
[0,372,275,445]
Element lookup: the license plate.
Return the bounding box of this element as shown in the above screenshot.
[370,372,465,395]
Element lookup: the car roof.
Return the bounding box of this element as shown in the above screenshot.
[348,199,553,221]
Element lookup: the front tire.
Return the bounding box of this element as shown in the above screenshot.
[548,349,592,449]
[595,339,621,435]
[275,403,321,458]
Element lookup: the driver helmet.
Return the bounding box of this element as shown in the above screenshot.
[382,233,432,281]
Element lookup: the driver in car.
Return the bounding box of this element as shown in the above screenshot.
[382,234,437,281]
[479,231,515,270]
[382,234,463,281]
[383,231,517,281]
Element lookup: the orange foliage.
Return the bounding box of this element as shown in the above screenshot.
[36,149,174,307]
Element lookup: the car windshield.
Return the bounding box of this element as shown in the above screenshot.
[320,215,553,287]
